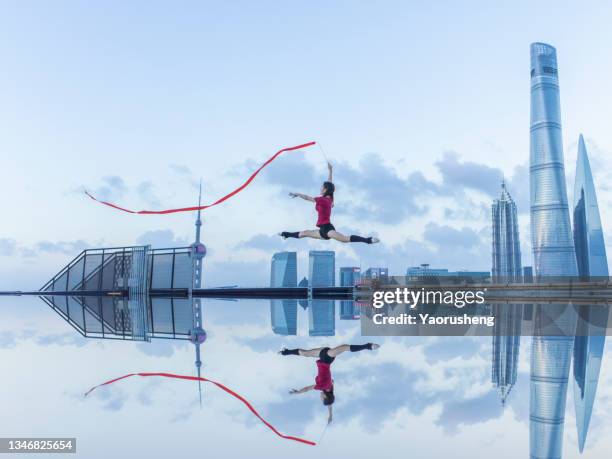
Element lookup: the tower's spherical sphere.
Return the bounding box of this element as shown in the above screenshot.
[193,243,207,258]
[190,327,207,344]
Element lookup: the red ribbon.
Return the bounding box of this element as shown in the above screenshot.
[85,141,317,215]
[85,372,316,446]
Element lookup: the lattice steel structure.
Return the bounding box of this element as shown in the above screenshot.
[40,246,195,341]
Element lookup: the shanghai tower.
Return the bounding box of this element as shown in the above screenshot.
[529,43,578,459]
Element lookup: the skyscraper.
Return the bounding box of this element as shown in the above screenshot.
[270,252,298,335]
[308,251,335,336]
[529,42,578,459]
[340,267,361,320]
[529,43,577,278]
[491,182,522,282]
[309,251,336,287]
[271,252,298,288]
[572,135,608,453]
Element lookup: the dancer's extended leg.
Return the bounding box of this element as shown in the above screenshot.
[328,230,379,244]
[280,230,323,240]
[279,347,325,357]
[327,343,380,357]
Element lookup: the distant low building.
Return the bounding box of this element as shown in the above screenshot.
[406,264,490,283]
[364,267,388,280]
[522,266,533,283]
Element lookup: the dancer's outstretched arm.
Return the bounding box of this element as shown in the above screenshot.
[289,385,315,395]
[289,192,315,202]
[327,405,333,424]
[327,162,333,182]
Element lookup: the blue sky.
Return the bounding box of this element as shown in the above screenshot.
[3,1,612,289]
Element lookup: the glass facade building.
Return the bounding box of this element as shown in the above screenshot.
[269,252,298,335]
[529,42,578,459]
[40,246,195,340]
[309,251,335,287]
[491,182,522,282]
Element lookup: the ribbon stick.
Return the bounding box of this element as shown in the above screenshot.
[85,372,316,446]
[85,141,317,215]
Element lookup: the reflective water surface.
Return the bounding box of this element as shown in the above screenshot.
[2,296,612,458]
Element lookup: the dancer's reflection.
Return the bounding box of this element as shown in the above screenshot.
[280,343,380,423]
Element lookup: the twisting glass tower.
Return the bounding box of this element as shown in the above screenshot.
[572,134,608,453]
[529,42,578,459]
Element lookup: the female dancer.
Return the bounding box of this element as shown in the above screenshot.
[280,343,380,423]
[279,162,380,244]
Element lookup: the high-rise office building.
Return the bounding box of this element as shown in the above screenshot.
[309,251,335,287]
[271,252,298,288]
[528,42,578,459]
[529,43,577,278]
[340,267,361,320]
[340,267,361,287]
[308,251,335,336]
[572,135,608,453]
[270,252,297,335]
[491,182,522,282]
[572,135,608,280]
